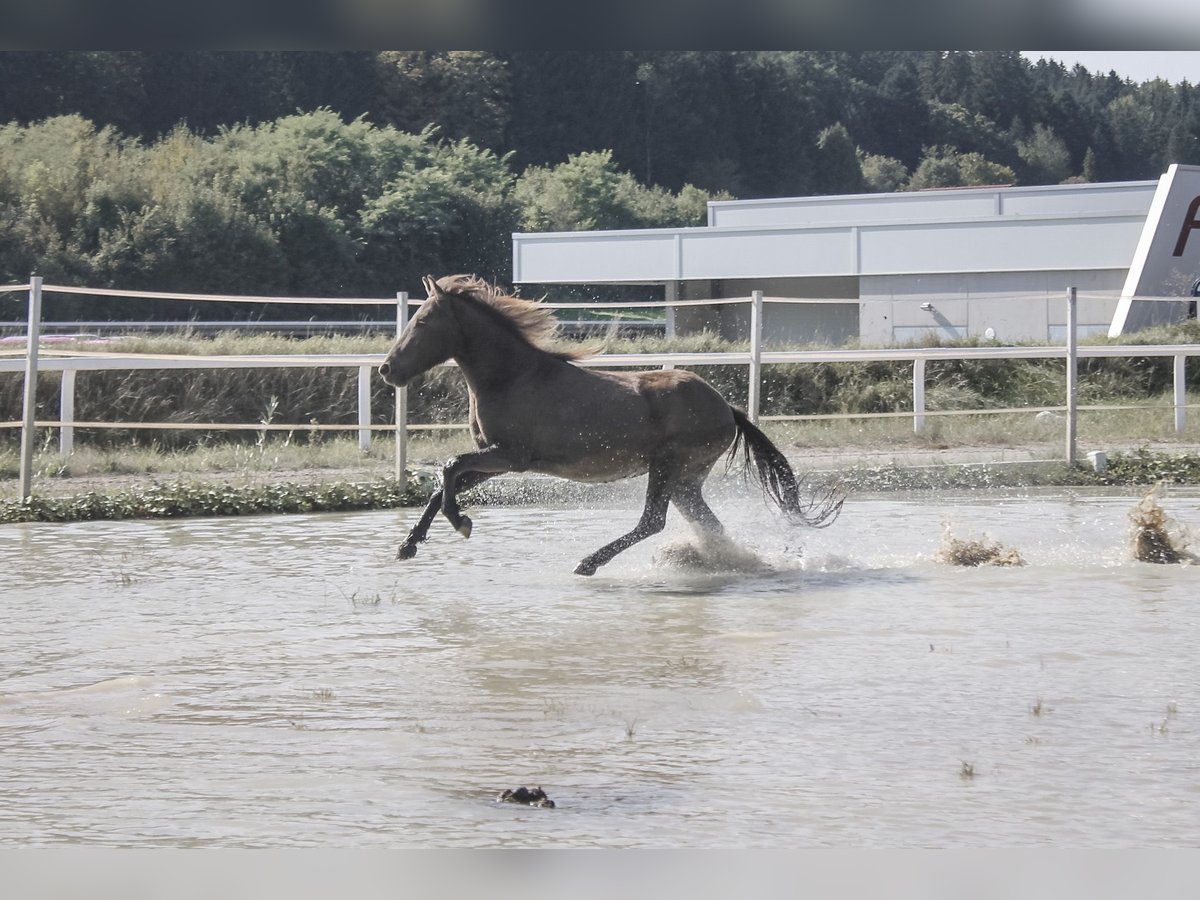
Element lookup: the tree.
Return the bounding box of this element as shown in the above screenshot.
[908,145,1016,190]
[513,149,716,233]
[357,133,519,291]
[375,51,510,151]
[1106,94,1159,179]
[727,51,827,197]
[926,101,1010,162]
[859,152,909,192]
[813,123,863,194]
[967,51,1033,130]
[1017,124,1072,184]
[907,148,964,189]
[502,51,641,172]
[875,60,929,166]
[929,51,973,105]
[958,152,1017,186]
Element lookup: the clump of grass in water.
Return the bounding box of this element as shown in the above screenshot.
[934,524,1025,567]
[1129,485,1196,564]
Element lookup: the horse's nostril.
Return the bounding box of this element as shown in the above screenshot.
[378,362,390,376]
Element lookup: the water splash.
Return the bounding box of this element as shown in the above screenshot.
[1130,486,1196,565]
[651,532,773,574]
[934,523,1025,567]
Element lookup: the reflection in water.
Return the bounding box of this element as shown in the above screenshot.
[1,487,1198,848]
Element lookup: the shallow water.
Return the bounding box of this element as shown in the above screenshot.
[1,486,1198,847]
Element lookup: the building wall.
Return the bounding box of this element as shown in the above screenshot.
[675,277,860,345]
[860,269,1127,344]
[673,269,1126,346]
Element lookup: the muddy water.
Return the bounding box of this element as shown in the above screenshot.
[1,487,1197,847]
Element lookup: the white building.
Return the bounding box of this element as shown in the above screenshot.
[512,166,1200,345]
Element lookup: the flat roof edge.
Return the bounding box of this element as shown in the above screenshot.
[705,179,1161,211]
[513,209,1149,243]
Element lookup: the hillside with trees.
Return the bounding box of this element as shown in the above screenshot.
[2,50,1198,315]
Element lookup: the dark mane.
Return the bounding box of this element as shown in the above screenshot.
[437,274,589,360]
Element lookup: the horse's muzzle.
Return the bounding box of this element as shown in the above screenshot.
[377,362,407,387]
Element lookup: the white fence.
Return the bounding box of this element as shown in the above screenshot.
[2,278,1198,500]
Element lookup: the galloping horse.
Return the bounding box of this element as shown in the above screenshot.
[378,275,843,575]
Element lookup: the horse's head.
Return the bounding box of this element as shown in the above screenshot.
[378,275,462,388]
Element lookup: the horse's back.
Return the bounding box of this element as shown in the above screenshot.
[631,367,731,415]
[629,368,737,463]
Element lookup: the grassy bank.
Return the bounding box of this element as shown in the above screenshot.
[3,443,1199,524]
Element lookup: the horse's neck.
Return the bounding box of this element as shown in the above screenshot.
[454,309,549,393]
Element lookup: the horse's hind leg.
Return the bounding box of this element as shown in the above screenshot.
[574,461,672,576]
[398,471,494,559]
[671,477,724,537]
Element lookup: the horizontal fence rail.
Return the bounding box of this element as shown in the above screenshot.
[1,279,1198,499]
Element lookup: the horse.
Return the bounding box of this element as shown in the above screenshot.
[377,275,843,575]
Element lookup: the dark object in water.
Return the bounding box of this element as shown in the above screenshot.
[1133,525,1186,564]
[1130,487,1194,564]
[498,786,555,808]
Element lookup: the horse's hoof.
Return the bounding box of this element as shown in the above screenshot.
[456,515,473,539]
[397,542,418,560]
[573,560,597,576]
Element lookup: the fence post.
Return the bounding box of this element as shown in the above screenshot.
[664,281,678,340]
[60,366,76,457]
[1065,287,1078,466]
[19,275,43,500]
[748,290,763,423]
[1174,353,1187,435]
[912,357,926,434]
[394,291,409,485]
[357,366,372,451]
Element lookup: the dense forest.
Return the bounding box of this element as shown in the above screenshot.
[2,50,1198,317]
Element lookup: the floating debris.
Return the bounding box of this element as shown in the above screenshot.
[935,525,1025,567]
[498,786,556,808]
[1130,486,1195,564]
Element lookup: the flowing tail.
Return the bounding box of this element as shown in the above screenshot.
[728,407,844,527]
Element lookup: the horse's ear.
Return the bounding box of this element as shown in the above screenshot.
[424,275,446,299]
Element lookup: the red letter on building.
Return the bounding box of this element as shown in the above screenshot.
[1173,195,1200,257]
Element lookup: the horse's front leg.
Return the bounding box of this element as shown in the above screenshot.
[398,471,493,560]
[440,446,528,539]
[398,487,444,559]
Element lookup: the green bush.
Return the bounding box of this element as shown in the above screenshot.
[0,475,434,523]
